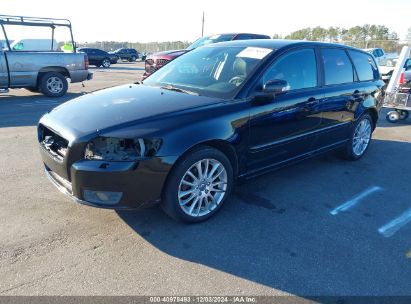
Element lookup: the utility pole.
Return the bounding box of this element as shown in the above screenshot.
[201,11,205,37]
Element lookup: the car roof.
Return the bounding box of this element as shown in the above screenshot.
[206,39,361,51]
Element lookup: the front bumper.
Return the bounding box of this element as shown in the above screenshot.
[40,145,176,210]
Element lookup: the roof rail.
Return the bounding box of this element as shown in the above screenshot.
[0,15,72,28]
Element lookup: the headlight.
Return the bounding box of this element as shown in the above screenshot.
[84,137,161,161]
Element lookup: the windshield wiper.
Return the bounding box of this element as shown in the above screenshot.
[160,85,199,96]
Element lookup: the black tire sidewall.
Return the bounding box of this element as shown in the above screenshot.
[162,146,234,223]
[40,72,68,97]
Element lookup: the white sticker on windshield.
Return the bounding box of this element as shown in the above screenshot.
[209,34,221,39]
[237,47,272,59]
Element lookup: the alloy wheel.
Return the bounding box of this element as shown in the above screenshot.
[352,118,372,156]
[178,158,227,217]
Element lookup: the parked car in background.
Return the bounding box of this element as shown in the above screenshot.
[379,58,411,82]
[77,48,118,68]
[143,33,271,79]
[0,15,92,97]
[109,48,139,62]
[38,40,384,222]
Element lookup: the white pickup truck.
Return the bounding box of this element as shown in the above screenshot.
[0,15,92,97]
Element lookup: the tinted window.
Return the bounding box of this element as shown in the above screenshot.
[263,48,317,90]
[321,48,353,85]
[235,34,255,40]
[348,50,379,81]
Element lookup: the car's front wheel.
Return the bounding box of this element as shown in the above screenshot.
[162,146,233,223]
[130,55,137,62]
[341,113,373,160]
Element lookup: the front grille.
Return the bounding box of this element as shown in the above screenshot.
[156,59,170,67]
[39,125,69,161]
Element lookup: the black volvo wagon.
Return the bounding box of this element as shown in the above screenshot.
[38,40,384,222]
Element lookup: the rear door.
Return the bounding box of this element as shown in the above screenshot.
[315,47,364,148]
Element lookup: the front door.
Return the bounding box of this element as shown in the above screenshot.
[247,47,323,173]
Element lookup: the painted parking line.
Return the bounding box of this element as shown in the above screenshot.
[330,186,382,215]
[378,208,411,238]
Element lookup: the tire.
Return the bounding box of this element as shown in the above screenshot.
[161,146,234,223]
[102,58,111,68]
[397,110,409,120]
[340,113,373,161]
[386,111,400,123]
[39,72,68,97]
[130,55,136,62]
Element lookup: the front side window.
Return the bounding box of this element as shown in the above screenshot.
[321,48,354,85]
[348,50,379,81]
[262,48,317,90]
[144,46,273,98]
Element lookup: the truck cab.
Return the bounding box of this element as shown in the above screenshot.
[364,48,387,65]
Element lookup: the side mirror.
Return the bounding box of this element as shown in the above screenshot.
[252,79,290,105]
[263,79,290,94]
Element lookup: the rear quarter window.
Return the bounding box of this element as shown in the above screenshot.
[348,50,379,81]
[321,48,354,85]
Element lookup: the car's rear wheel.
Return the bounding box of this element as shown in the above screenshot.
[161,146,233,223]
[341,113,373,160]
[39,72,68,97]
[102,58,111,68]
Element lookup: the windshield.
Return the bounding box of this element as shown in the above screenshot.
[187,34,235,50]
[143,45,273,99]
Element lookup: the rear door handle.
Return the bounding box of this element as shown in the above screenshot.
[353,90,363,99]
[305,97,319,107]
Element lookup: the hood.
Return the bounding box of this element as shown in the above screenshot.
[40,84,221,139]
[151,49,188,59]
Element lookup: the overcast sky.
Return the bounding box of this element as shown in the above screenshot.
[1,0,410,43]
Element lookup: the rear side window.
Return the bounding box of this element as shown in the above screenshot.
[263,48,317,90]
[348,50,379,81]
[321,48,353,85]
